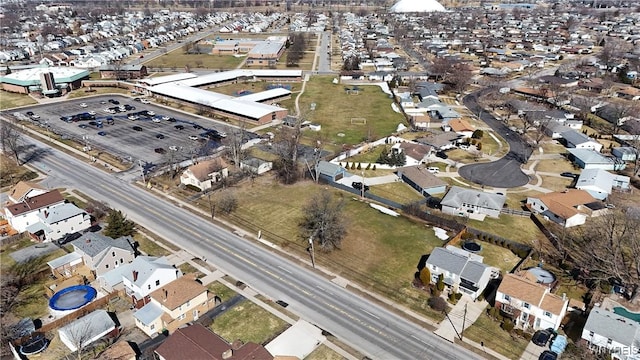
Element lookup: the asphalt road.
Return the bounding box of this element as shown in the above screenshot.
[317,31,332,73]
[17,134,483,360]
[458,91,533,188]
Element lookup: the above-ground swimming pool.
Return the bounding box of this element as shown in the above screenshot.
[613,307,640,323]
[462,242,482,253]
[526,267,556,285]
[49,285,97,311]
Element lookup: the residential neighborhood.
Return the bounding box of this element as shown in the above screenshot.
[1,0,640,360]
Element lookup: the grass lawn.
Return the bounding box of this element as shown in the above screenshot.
[0,91,37,110]
[305,345,344,360]
[133,231,173,257]
[0,155,39,188]
[298,76,405,145]
[454,241,521,274]
[539,175,573,192]
[63,195,87,209]
[368,181,426,205]
[463,309,529,360]
[345,145,388,163]
[272,49,315,70]
[538,140,567,154]
[66,87,130,99]
[178,262,204,279]
[225,176,445,320]
[208,282,237,303]
[534,157,576,174]
[467,213,545,247]
[145,50,244,70]
[210,301,289,345]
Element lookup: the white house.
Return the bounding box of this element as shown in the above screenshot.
[58,310,118,352]
[582,307,640,360]
[121,256,182,309]
[575,168,630,200]
[4,190,66,234]
[526,189,597,228]
[26,202,91,242]
[496,273,569,331]
[180,158,229,191]
[424,246,496,300]
[440,186,506,220]
[133,276,216,337]
[240,157,273,175]
[561,130,603,152]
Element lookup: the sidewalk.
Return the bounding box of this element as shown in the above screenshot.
[434,296,487,342]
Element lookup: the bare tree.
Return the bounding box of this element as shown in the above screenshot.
[569,206,640,304]
[216,190,238,214]
[0,122,22,165]
[223,123,246,166]
[65,319,97,360]
[608,100,639,134]
[299,192,347,252]
[273,115,304,184]
[598,37,632,70]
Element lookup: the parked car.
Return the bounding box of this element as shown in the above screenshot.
[352,182,370,192]
[560,172,577,178]
[427,167,439,174]
[156,134,165,139]
[189,135,200,141]
[80,103,88,108]
[108,99,119,104]
[169,146,178,151]
[154,148,166,154]
[141,99,150,104]
[161,116,171,121]
[538,351,557,360]
[532,329,554,347]
[175,125,185,130]
[57,232,82,245]
[78,124,88,129]
[97,131,107,136]
[132,126,143,131]
[152,117,162,123]
[88,111,96,116]
[128,115,139,121]
[435,151,448,159]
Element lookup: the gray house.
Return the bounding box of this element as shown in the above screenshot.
[612,147,638,162]
[58,310,118,352]
[316,161,347,182]
[70,233,136,277]
[396,166,447,196]
[560,130,603,152]
[440,186,506,220]
[575,168,630,200]
[567,148,626,171]
[581,307,640,357]
[424,246,496,300]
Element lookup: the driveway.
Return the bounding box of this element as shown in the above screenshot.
[458,91,533,188]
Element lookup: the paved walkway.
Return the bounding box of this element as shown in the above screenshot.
[520,341,546,360]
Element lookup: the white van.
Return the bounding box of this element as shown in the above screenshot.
[427,167,439,174]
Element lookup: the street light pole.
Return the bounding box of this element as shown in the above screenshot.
[308,235,315,269]
[138,160,146,184]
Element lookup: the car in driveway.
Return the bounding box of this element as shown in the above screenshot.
[132,126,143,131]
[352,182,370,192]
[532,329,554,347]
[174,125,185,130]
[538,351,557,360]
[435,151,448,159]
[560,172,577,178]
[97,131,107,136]
[155,134,165,139]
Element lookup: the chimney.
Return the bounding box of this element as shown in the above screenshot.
[44,210,49,218]
[221,349,233,359]
[163,289,168,302]
[133,270,138,282]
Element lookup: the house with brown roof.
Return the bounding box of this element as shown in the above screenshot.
[4,190,65,234]
[396,142,433,165]
[445,119,475,138]
[6,181,47,204]
[495,273,569,331]
[180,158,229,191]
[155,324,273,360]
[133,275,216,336]
[396,165,447,196]
[526,189,601,227]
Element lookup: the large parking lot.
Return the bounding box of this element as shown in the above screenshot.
[10,95,235,165]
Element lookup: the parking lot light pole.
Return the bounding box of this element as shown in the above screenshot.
[138,160,146,184]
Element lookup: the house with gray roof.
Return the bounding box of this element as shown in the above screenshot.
[120,256,181,309]
[560,130,603,152]
[316,161,347,182]
[440,186,507,220]
[612,147,638,162]
[396,166,447,196]
[575,168,630,200]
[424,245,496,300]
[581,307,640,359]
[70,233,136,277]
[58,310,118,352]
[416,132,461,150]
[567,148,626,171]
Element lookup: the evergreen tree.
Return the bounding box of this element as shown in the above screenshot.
[104,210,135,238]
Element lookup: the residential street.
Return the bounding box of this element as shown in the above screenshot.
[12,132,483,360]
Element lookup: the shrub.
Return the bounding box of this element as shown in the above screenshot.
[365,163,371,170]
[419,267,431,286]
[436,274,445,291]
[372,164,377,170]
[344,162,349,169]
[357,163,362,170]
[502,320,515,333]
[448,292,456,303]
[488,306,498,318]
[428,296,447,311]
[454,293,462,300]
[472,130,484,139]
[476,142,483,150]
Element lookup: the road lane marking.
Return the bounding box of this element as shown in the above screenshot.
[277,265,292,274]
[360,308,380,320]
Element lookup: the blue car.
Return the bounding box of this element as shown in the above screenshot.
[97,131,106,136]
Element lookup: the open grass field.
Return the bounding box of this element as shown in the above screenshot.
[463,308,529,360]
[145,50,244,70]
[209,300,289,345]
[345,145,388,163]
[0,91,37,110]
[368,181,426,205]
[298,76,405,145]
[224,176,446,318]
[539,175,573,192]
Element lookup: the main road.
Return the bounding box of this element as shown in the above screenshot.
[19,134,482,360]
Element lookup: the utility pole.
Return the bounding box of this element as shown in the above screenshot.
[461,303,467,341]
[361,169,365,199]
[138,160,146,184]
[207,192,215,220]
[308,235,316,269]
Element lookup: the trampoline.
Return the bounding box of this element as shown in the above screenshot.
[19,334,49,356]
[49,285,97,311]
[462,242,482,253]
[526,267,556,285]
